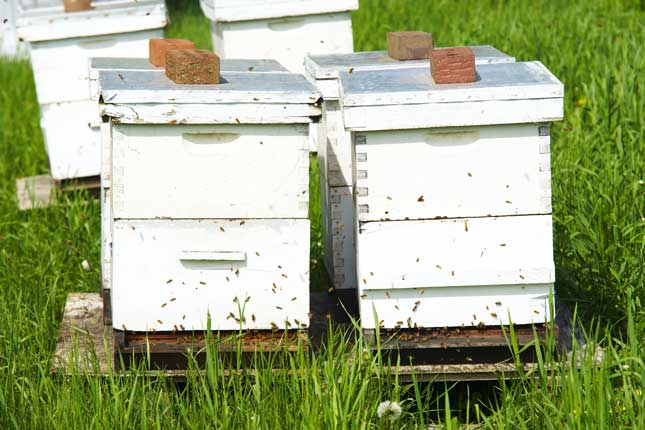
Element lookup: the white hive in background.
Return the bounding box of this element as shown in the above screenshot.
[337,61,564,329]
[303,46,516,291]
[16,0,167,181]
[99,67,320,332]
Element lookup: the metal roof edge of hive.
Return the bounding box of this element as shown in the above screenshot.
[199,0,358,23]
[99,70,321,104]
[99,70,322,124]
[338,61,564,107]
[90,57,290,74]
[305,45,516,80]
[16,0,167,42]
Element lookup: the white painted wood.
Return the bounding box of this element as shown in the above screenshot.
[100,122,112,188]
[343,98,564,132]
[100,70,321,104]
[320,181,355,290]
[111,123,310,219]
[40,99,102,180]
[110,219,310,332]
[30,30,161,105]
[319,100,353,187]
[200,0,357,22]
[100,103,320,125]
[357,215,554,290]
[357,215,555,328]
[360,284,552,329]
[355,124,552,222]
[101,186,112,291]
[1,0,28,57]
[208,12,354,74]
[340,62,563,107]
[16,0,167,42]
[89,57,290,101]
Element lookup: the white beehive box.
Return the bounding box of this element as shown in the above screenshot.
[199,0,357,74]
[99,68,320,332]
[305,46,515,291]
[1,1,28,57]
[93,58,290,298]
[16,0,167,180]
[338,61,564,329]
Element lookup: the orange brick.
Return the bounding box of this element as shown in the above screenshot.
[64,0,91,12]
[387,32,434,60]
[430,47,476,84]
[166,49,220,84]
[149,39,196,67]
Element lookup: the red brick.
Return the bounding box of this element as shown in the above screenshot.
[387,32,434,60]
[165,49,220,84]
[430,47,476,84]
[149,39,196,67]
[64,0,91,12]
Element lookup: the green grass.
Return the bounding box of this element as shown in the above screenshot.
[0,0,644,428]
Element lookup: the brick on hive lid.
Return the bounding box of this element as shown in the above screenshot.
[387,32,434,60]
[149,39,196,67]
[430,47,476,84]
[165,49,220,84]
[64,0,92,12]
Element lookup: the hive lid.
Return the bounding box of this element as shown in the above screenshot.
[305,45,515,80]
[200,0,358,23]
[340,61,563,107]
[100,69,321,104]
[16,0,166,42]
[339,62,564,130]
[90,57,290,74]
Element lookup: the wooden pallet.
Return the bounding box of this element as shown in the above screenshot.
[53,290,575,381]
[16,174,100,210]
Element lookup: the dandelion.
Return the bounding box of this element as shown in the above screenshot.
[81,260,91,271]
[377,401,402,423]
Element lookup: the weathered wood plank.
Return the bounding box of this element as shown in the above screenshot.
[16,174,100,211]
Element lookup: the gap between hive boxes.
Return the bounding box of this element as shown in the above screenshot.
[16,174,100,210]
[53,291,585,382]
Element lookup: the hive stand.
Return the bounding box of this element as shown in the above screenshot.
[53,290,583,382]
[15,174,100,211]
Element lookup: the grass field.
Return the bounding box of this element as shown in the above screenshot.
[0,0,644,428]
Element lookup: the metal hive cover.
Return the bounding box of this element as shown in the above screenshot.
[339,61,563,107]
[100,69,321,105]
[90,57,289,74]
[200,0,358,22]
[305,45,515,80]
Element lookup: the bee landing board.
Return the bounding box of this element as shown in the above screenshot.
[338,61,564,329]
[100,68,321,332]
[16,0,167,181]
[199,0,357,74]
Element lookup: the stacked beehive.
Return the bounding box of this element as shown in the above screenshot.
[335,39,564,329]
[99,42,319,332]
[199,0,357,74]
[15,0,167,181]
[304,41,516,292]
[90,53,292,324]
